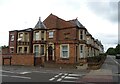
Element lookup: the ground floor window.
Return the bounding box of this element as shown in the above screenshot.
[10,47,14,53]
[40,45,44,55]
[34,45,39,57]
[24,47,27,53]
[18,47,22,53]
[80,45,84,58]
[60,44,69,58]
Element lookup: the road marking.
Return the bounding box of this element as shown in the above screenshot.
[0,70,15,74]
[59,73,62,75]
[57,78,62,81]
[61,80,76,82]
[110,56,120,66]
[0,75,8,77]
[54,75,59,78]
[49,73,63,81]
[19,72,31,74]
[61,75,65,78]
[1,70,31,75]
[64,76,79,79]
[0,74,31,79]
[54,73,62,78]
[49,77,55,81]
[64,73,68,76]
[11,75,31,79]
[56,73,67,82]
[68,74,82,77]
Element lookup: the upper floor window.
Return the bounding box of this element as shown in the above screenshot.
[49,31,53,38]
[41,31,44,40]
[10,47,14,53]
[18,33,23,41]
[25,33,29,42]
[80,30,83,40]
[80,45,83,53]
[34,32,39,40]
[10,34,14,41]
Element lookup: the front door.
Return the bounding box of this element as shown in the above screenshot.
[48,46,53,61]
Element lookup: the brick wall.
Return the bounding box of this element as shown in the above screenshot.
[11,54,34,66]
[3,59,11,65]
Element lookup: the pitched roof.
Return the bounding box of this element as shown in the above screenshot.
[43,13,76,29]
[69,19,84,28]
[34,17,46,29]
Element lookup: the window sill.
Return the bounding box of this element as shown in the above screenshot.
[60,58,69,60]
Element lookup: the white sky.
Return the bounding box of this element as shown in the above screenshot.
[0,0,119,52]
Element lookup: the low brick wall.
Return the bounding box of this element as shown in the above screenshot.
[11,54,34,66]
[34,56,45,66]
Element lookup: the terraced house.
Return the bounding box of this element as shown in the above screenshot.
[6,14,104,66]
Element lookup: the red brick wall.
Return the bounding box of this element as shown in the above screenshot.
[9,31,18,53]
[11,54,34,66]
[58,28,76,41]
[3,59,11,65]
[55,44,76,64]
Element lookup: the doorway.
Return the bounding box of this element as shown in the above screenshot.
[48,46,53,61]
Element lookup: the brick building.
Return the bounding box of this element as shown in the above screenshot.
[6,14,104,66]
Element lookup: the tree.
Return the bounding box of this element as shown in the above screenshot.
[106,47,116,55]
[1,45,8,49]
[115,44,120,54]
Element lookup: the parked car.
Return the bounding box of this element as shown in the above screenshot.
[116,54,120,59]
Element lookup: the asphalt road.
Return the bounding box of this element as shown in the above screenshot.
[102,55,120,82]
[1,66,89,83]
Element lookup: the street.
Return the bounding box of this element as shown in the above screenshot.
[1,66,89,83]
[1,55,120,83]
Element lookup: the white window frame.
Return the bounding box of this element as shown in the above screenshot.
[25,33,29,42]
[34,31,39,40]
[10,47,14,53]
[34,45,39,57]
[18,47,22,53]
[41,31,44,40]
[60,44,69,58]
[18,33,23,41]
[49,31,53,38]
[24,47,28,53]
[40,45,45,56]
[80,44,84,58]
[10,34,14,41]
[79,30,85,40]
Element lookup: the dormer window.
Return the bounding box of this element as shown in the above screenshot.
[49,31,53,38]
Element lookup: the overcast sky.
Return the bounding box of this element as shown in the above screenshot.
[0,0,119,52]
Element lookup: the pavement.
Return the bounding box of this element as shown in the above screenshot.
[77,55,119,83]
[78,69,113,83]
